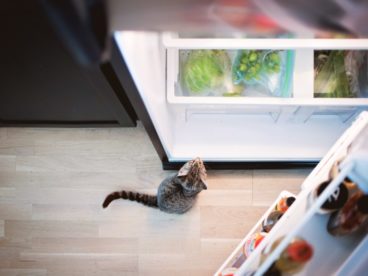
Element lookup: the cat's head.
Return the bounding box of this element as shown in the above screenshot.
[177,157,207,193]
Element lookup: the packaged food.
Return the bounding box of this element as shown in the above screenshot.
[232,49,294,97]
[309,180,349,214]
[327,192,368,236]
[263,262,281,276]
[262,211,283,233]
[275,196,296,213]
[178,48,294,97]
[262,237,313,274]
[343,176,359,195]
[233,50,264,84]
[328,160,358,195]
[314,50,368,98]
[231,253,246,268]
[243,232,267,257]
[180,50,232,96]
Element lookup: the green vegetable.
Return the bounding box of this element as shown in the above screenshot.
[240,64,247,71]
[222,83,244,96]
[249,53,258,61]
[223,92,242,97]
[314,51,352,98]
[264,51,281,74]
[233,50,263,84]
[183,50,229,94]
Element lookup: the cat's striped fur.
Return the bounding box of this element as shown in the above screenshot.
[102,158,207,214]
[102,190,157,208]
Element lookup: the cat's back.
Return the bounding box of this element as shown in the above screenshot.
[157,174,177,196]
[157,174,191,213]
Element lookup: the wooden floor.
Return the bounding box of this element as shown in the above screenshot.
[0,124,312,276]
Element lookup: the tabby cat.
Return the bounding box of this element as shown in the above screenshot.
[102,157,207,214]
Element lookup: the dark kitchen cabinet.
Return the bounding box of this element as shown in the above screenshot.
[0,1,137,126]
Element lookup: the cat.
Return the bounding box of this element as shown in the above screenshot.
[102,157,207,214]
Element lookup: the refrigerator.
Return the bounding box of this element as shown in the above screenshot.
[42,0,368,169]
[112,31,368,168]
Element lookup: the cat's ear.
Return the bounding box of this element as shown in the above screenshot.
[177,161,192,177]
[200,180,207,190]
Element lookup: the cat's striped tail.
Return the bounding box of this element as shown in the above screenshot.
[102,190,158,208]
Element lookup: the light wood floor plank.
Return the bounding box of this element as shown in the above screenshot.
[206,170,253,190]
[0,156,16,172]
[16,156,136,173]
[4,220,99,240]
[0,220,4,238]
[0,268,47,276]
[0,203,32,220]
[198,190,252,206]
[0,172,37,189]
[252,169,310,206]
[200,206,267,239]
[0,140,35,156]
[26,237,138,254]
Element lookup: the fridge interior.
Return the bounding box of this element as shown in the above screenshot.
[114,31,368,162]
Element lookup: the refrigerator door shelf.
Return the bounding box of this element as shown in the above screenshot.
[245,162,366,276]
[222,111,368,276]
[214,191,296,276]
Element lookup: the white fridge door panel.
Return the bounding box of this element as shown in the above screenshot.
[229,111,368,276]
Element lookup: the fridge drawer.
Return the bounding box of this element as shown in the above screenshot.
[165,34,368,107]
[166,47,298,104]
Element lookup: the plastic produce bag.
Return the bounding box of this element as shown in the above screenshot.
[232,50,294,97]
[180,50,239,96]
[344,51,368,98]
[314,51,351,98]
[178,49,293,97]
[314,50,368,98]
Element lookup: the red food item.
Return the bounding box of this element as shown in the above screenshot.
[287,240,314,262]
[276,196,296,213]
[328,192,368,235]
[243,232,267,257]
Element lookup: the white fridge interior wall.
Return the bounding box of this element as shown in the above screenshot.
[114,31,367,162]
[114,32,175,158]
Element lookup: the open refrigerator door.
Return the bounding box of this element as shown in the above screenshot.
[215,111,368,276]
